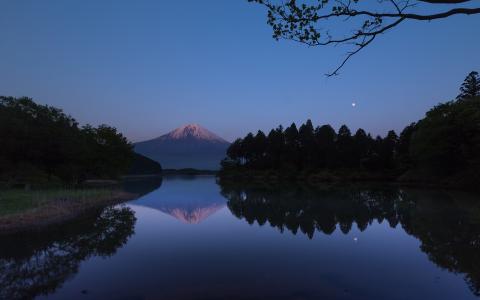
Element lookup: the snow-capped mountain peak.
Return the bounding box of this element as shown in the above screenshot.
[161,124,227,143]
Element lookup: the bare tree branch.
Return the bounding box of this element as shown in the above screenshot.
[249,0,480,75]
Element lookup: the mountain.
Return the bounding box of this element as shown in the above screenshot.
[134,124,230,170]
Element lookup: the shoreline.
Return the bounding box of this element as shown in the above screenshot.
[217,169,480,191]
[0,190,138,235]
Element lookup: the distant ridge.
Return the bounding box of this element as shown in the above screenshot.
[134,124,230,170]
[127,153,162,176]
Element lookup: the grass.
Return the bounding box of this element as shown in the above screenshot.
[0,188,136,233]
[0,189,114,216]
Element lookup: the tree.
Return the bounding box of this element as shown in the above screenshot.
[0,96,135,184]
[226,138,244,163]
[252,130,268,168]
[354,128,370,166]
[266,126,285,168]
[242,132,256,165]
[361,135,384,171]
[336,125,355,167]
[382,130,399,169]
[314,124,336,168]
[88,125,134,178]
[298,120,315,169]
[397,123,417,168]
[410,97,480,174]
[284,123,300,168]
[457,71,480,100]
[248,0,480,76]
[0,96,81,182]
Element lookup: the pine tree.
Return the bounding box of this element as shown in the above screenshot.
[242,133,255,165]
[315,125,336,168]
[284,123,300,168]
[252,130,267,168]
[456,71,480,100]
[266,126,285,169]
[298,120,315,168]
[381,130,398,169]
[336,125,354,167]
[354,128,370,164]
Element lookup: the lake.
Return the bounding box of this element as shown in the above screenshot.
[1,176,479,300]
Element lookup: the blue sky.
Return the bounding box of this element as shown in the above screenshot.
[1,0,479,142]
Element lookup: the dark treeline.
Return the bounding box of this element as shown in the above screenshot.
[223,121,401,172]
[221,71,480,186]
[0,96,159,185]
[221,183,480,295]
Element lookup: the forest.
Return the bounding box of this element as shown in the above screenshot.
[0,96,161,186]
[220,71,480,187]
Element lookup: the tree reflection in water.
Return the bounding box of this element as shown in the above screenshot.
[221,183,480,296]
[0,205,136,300]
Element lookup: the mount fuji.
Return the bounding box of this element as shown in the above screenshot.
[134,124,230,170]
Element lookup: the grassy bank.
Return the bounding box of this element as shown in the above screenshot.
[0,188,136,234]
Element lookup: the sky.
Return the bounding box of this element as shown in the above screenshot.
[1,0,479,142]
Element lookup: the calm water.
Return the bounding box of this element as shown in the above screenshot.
[1,176,480,300]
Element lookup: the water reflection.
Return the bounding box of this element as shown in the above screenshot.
[0,205,136,300]
[2,177,479,299]
[131,176,226,224]
[122,175,163,197]
[151,199,225,224]
[221,183,480,296]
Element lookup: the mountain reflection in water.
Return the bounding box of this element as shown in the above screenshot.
[221,183,480,296]
[130,176,226,224]
[1,177,480,300]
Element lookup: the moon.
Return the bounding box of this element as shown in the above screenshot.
[352,102,356,107]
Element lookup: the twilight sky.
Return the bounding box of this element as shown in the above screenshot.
[1,0,479,142]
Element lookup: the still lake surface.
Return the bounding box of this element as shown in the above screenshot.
[1,176,480,300]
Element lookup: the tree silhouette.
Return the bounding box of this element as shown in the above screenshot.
[410,96,480,175]
[248,0,480,75]
[266,126,285,169]
[252,130,268,168]
[382,130,399,169]
[222,120,400,173]
[397,123,417,169]
[0,96,135,184]
[457,71,480,100]
[221,72,480,188]
[298,119,315,169]
[314,124,336,168]
[336,125,355,167]
[284,123,300,169]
